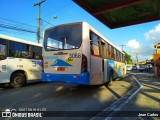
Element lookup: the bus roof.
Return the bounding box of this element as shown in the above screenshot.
[44,22,123,54]
[0,34,42,47]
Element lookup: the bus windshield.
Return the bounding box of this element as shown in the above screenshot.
[44,23,82,51]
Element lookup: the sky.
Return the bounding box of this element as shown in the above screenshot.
[0,0,160,62]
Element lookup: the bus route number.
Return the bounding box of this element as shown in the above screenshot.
[32,61,42,67]
[69,53,81,58]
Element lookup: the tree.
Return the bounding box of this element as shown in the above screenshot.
[123,51,132,64]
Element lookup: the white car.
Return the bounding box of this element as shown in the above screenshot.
[147,64,152,69]
[127,65,132,70]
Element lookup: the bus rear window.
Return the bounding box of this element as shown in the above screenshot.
[44,24,82,51]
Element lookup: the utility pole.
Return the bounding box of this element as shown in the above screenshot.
[136,53,138,63]
[119,45,126,51]
[33,0,46,43]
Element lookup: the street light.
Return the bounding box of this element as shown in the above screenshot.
[43,16,58,30]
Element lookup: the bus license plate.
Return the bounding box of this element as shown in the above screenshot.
[57,67,65,71]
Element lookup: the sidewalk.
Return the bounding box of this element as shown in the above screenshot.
[109,73,160,120]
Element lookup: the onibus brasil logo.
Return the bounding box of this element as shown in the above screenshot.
[1,109,43,118]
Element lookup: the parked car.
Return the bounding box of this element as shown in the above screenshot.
[139,64,147,72]
[132,66,137,70]
[147,64,152,70]
[127,65,132,70]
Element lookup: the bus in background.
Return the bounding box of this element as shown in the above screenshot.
[0,34,42,88]
[42,22,126,85]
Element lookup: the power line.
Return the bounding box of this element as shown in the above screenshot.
[42,1,73,19]
[0,18,37,28]
[0,18,41,33]
[0,22,36,33]
[0,18,43,42]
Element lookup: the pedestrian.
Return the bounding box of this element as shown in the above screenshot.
[155,57,160,78]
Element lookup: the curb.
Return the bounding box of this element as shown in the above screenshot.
[90,75,142,120]
[126,75,142,102]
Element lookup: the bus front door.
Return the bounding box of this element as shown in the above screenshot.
[0,60,8,83]
[0,43,8,84]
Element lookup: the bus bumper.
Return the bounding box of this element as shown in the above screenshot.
[42,72,90,85]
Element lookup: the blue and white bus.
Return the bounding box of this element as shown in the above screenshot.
[0,34,42,88]
[42,22,126,85]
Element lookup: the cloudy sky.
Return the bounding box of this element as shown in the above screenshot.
[0,0,160,62]
[126,24,160,62]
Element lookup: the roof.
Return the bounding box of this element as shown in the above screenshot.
[0,34,42,47]
[73,0,160,29]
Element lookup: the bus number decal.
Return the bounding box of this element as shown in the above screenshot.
[32,61,42,67]
[17,65,23,68]
[69,53,81,58]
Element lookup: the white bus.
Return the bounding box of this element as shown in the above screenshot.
[0,34,42,88]
[42,22,126,85]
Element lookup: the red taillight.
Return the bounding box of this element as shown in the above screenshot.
[41,59,44,72]
[57,67,65,71]
[41,61,43,68]
[81,54,87,73]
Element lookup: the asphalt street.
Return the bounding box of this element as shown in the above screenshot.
[1,69,158,120]
[0,74,132,120]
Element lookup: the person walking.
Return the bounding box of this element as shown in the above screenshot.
[155,57,160,78]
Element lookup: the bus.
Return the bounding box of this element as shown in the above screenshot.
[0,34,42,88]
[42,22,126,85]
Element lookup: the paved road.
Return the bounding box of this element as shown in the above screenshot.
[0,75,133,120]
[107,69,160,120]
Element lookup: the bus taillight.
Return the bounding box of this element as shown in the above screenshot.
[81,54,87,73]
[41,59,44,72]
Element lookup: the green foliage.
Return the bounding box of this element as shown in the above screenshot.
[123,51,132,64]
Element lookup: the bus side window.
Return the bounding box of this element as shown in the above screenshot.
[117,49,119,60]
[90,42,94,54]
[106,43,108,58]
[120,53,122,62]
[107,44,112,58]
[9,41,27,58]
[32,52,35,59]
[114,48,116,60]
[111,46,114,59]
[0,44,7,60]
[90,32,100,56]
[101,41,106,58]
[31,46,42,60]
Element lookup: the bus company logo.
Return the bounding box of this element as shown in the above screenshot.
[51,58,73,67]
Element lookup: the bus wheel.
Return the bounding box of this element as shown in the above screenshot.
[10,73,26,88]
[108,71,113,86]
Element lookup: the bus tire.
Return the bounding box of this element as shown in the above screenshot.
[108,71,113,86]
[10,72,26,88]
